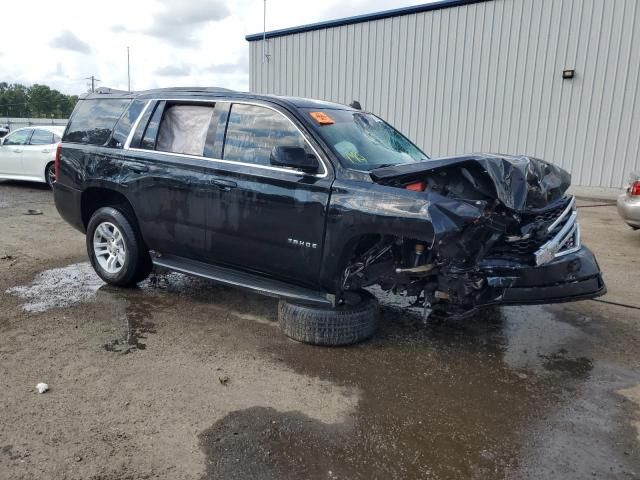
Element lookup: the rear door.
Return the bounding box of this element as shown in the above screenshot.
[22,128,57,178]
[204,102,333,287]
[123,100,228,261]
[0,129,33,175]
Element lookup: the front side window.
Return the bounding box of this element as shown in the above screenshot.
[223,104,307,166]
[29,129,55,145]
[304,108,428,171]
[3,129,32,146]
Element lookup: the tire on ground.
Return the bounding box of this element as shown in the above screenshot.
[86,206,152,287]
[278,291,379,346]
[45,162,55,189]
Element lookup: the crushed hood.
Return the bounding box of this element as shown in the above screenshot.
[370,154,571,212]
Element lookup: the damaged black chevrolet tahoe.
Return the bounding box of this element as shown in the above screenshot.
[54,88,606,346]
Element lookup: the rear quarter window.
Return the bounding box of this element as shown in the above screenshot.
[64,99,130,145]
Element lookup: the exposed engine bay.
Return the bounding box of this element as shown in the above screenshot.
[341,154,589,319]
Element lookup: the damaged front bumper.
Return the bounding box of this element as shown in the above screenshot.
[468,246,606,315]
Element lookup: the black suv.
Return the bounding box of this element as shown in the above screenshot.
[54,88,605,345]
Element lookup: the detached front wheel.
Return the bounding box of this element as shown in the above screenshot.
[86,207,151,287]
[278,291,379,346]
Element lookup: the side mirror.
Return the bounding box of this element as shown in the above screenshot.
[270,146,319,174]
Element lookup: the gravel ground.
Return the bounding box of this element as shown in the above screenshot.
[0,180,639,480]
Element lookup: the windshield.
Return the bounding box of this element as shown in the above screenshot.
[303,108,429,171]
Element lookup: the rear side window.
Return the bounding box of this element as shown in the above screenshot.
[156,104,214,156]
[29,129,55,145]
[139,102,229,157]
[64,99,130,145]
[222,104,307,166]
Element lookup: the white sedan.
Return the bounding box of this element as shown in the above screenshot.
[0,126,65,188]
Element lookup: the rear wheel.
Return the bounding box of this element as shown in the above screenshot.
[45,163,55,189]
[86,207,152,287]
[278,291,379,346]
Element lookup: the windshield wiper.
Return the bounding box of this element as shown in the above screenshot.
[371,163,399,170]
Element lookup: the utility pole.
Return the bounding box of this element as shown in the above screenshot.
[263,0,268,63]
[127,47,131,92]
[85,75,101,93]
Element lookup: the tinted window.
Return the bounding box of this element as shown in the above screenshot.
[204,103,230,159]
[223,104,306,166]
[3,129,32,146]
[140,103,164,150]
[29,129,55,145]
[64,99,130,145]
[109,99,146,148]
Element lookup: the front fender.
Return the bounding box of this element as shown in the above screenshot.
[319,180,485,291]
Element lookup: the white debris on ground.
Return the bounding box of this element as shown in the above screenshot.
[36,383,49,394]
[6,262,104,313]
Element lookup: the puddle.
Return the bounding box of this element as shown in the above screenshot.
[97,287,157,354]
[6,262,104,313]
[200,407,355,480]
[199,302,639,479]
[499,306,591,375]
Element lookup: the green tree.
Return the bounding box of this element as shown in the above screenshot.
[0,82,79,118]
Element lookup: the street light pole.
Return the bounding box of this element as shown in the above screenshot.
[127,46,131,92]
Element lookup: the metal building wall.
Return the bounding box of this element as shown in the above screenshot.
[249,0,640,188]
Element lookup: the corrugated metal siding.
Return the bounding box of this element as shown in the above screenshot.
[249,0,640,187]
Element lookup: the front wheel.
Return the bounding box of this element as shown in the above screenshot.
[86,207,151,287]
[278,291,379,346]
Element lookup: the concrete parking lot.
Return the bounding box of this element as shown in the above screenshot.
[1,181,639,480]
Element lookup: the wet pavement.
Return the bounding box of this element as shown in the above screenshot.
[6,265,640,479]
[1,182,640,479]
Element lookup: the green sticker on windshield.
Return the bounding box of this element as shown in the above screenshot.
[345,151,367,164]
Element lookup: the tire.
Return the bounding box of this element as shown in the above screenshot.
[45,162,55,189]
[86,206,152,287]
[278,291,379,346]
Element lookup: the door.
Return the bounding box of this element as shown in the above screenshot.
[0,129,32,175]
[204,102,333,287]
[22,128,57,178]
[123,101,227,261]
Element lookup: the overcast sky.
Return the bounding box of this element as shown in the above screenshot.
[0,0,431,95]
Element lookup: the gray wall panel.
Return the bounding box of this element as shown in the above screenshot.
[249,0,640,187]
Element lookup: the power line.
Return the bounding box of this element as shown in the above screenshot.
[85,75,101,93]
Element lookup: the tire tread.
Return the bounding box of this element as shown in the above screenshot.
[278,292,378,346]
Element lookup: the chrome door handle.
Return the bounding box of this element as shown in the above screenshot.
[210,179,237,191]
[128,163,149,173]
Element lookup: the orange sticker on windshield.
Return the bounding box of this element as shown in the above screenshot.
[309,111,335,125]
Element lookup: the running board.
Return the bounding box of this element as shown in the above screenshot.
[151,253,334,308]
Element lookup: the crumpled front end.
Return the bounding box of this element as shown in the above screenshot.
[341,154,605,318]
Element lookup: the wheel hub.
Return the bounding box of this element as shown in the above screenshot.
[93,222,126,274]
